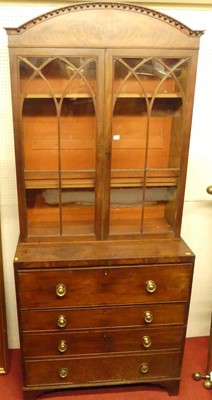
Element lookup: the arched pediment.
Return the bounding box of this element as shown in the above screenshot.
[6,2,203,49]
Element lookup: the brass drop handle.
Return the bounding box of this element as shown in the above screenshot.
[146,280,157,293]
[206,186,212,195]
[59,367,69,379]
[144,311,153,324]
[57,315,67,328]
[142,335,152,348]
[140,362,149,374]
[56,283,66,297]
[58,340,68,353]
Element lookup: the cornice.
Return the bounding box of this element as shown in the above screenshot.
[5,2,204,37]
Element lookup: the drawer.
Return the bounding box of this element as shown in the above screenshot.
[17,264,193,308]
[24,351,181,386]
[23,326,185,357]
[21,303,187,331]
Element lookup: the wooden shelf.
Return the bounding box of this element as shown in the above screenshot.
[117,92,181,99]
[25,93,92,99]
[24,169,179,189]
[24,92,182,100]
[24,178,178,189]
[27,204,173,237]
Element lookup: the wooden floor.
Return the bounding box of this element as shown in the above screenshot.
[0,337,211,400]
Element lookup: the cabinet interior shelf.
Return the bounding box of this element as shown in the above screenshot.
[24,170,179,189]
[25,180,178,189]
[26,206,174,237]
[24,93,181,100]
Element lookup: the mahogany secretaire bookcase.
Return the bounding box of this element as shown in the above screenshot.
[6,3,203,399]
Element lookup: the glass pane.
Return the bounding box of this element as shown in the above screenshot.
[110,56,190,236]
[20,58,49,95]
[110,187,143,235]
[40,58,72,95]
[113,57,177,97]
[22,99,58,171]
[20,58,57,98]
[146,58,189,170]
[147,98,183,169]
[60,99,96,171]
[20,55,98,237]
[26,188,60,236]
[110,58,149,235]
[59,57,97,236]
[132,59,176,95]
[113,58,144,96]
[160,58,190,93]
[63,57,96,96]
[111,98,147,170]
[22,95,60,236]
[60,188,95,235]
[143,185,177,234]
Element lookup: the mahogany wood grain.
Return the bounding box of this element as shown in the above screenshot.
[23,326,185,357]
[20,303,187,332]
[17,264,193,309]
[24,351,182,386]
[14,238,194,266]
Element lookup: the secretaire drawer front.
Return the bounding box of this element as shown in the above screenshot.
[24,352,182,386]
[21,303,187,331]
[23,326,185,357]
[18,264,193,309]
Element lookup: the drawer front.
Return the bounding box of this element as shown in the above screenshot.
[23,326,185,357]
[24,351,181,386]
[21,303,187,331]
[18,264,193,308]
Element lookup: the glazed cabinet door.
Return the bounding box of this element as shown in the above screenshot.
[11,47,198,241]
[13,49,104,240]
[103,49,198,239]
